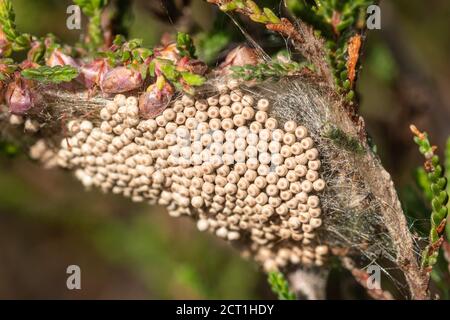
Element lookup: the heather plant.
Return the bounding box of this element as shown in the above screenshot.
[1,0,449,300]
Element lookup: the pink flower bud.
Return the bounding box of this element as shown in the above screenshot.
[46,49,79,68]
[101,66,143,94]
[220,45,261,72]
[139,81,173,119]
[5,77,34,115]
[80,59,109,89]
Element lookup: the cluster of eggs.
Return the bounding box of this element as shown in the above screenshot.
[30,80,328,270]
[8,114,41,133]
[7,113,61,168]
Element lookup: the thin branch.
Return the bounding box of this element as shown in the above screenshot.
[341,257,394,300]
[206,0,334,86]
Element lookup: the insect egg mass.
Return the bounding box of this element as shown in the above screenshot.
[25,77,331,272]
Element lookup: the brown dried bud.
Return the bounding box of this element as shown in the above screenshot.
[101,66,144,94]
[178,57,208,76]
[139,79,173,119]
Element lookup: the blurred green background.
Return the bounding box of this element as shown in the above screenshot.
[1,0,449,299]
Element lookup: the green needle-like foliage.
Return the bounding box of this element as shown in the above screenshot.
[176,32,197,59]
[102,36,152,66]
[21,65,79,84]
[445,137,450,239]
[0,57,17,80]
[286,0,375,102]
[231,60,309,82]
[0,0,18,42]
[74,0,108,50]
[150,58,205,94]
[411,125,449,269]
[267,272,296,300]
[0,0,31,52]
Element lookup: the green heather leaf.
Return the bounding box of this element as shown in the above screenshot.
[412,127,449,269]
[73,0,108,17]
[263,8,281,24]
[113,34,126,46]
[267,272,296,300]
[21,65,79,84]
[180,72,205,86]
[159,61,178,81]
[176,32,196,58]
[0,0,17,41]
[148,60,156,77]
[74,0,108,49]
